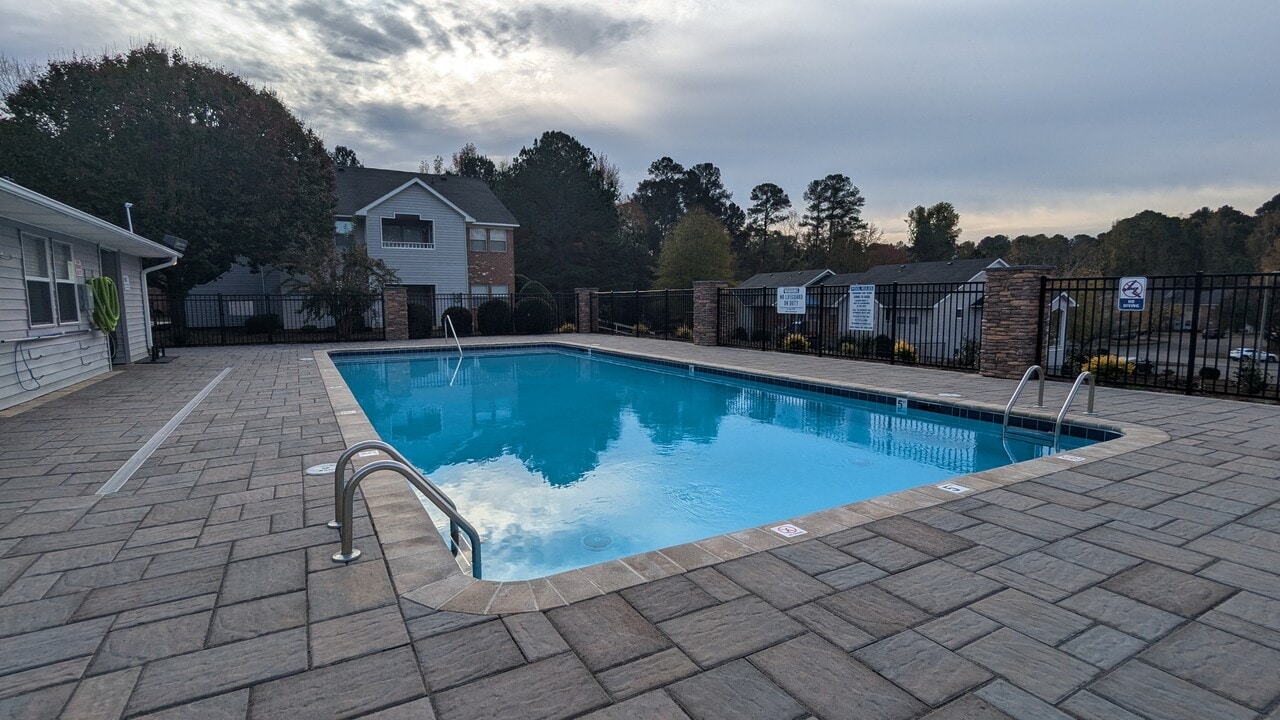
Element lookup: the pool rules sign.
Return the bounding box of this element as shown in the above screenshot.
[777,286,806,314]
[848,284,875,330]
[1118,276,1147,312]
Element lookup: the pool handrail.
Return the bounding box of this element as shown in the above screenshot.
[1053,371,1096,448]
[1002,365,1045,437]
[444,315,463,359]
[329,440,453,521]
[332,458,482,578]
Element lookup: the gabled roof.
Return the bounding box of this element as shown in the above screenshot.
[737,269,834,289]
[334,167,518,226]
[821,258,1006,287]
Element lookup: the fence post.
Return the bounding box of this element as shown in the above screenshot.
[692,281,727,346]
[980,266,1054,378]
[664,289,670,339]
[218,294,226,346]
[1185,272,1204,395]
[1034,276,1047,369]
[889,283,899,365]
[574,288,596,333]
[816,287,825,357]
[383,286,408,341]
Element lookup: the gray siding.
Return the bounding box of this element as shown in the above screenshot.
[363,183,469,293]
[120,253,149,363]
[0,221,112,411]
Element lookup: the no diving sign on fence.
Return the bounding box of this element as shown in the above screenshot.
[1118,276,1147,312]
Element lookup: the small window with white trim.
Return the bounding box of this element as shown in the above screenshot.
[21,234,55,326]
[470,285,510,296]
[381,214,433,249]
[468,227,509,252]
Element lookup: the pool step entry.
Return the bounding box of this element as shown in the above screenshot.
[328,440,482,578]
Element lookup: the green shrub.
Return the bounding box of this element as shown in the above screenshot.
[557,322,577,333]
[244,313,282,334]
[301,324,320,334]
[839,342,857,355]
[442,306,472,336]
[750,328,770,342]
[734,326,749,341]
[518,280,553,300]
[1199,366,1221,381]
[514,297,556,334]
[476,299,513,336]
[407,303,433,339]
[957,339,980,368]
[674,325,693,340]
[1235,360,1269,395]
[874,334,894,358]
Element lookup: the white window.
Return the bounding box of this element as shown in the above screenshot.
[468,227,509,252]
[955,308,965,320]
[21,234,55,326]
[470,285,510,296]
[488,229,508,252]
[53,241,79,324]
[381,215,433,249]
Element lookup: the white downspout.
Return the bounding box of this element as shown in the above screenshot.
[141,257,177,353]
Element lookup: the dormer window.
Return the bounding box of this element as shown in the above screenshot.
[382,214,433,249]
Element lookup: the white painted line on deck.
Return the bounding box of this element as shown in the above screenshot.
[96,367,234,496]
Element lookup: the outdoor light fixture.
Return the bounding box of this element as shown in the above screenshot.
[161,234,189,253]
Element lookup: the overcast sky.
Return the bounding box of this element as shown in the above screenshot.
[3,0,1277,242]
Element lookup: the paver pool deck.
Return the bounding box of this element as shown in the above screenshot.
[1,336,1278,720]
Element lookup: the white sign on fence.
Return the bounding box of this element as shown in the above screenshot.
[777,286,806,315]
[848,284,875,330]
[1118,276,1147,311]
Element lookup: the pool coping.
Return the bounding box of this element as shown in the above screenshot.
[314,339,1169,615]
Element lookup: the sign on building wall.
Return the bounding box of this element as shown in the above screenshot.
[1118,276,1147,311]
[777,286,806,314]
[848,284,875,330]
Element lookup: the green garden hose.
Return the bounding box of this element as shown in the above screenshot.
[88,276,120,333]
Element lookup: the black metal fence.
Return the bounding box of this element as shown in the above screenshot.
[595,290,696,342]
[1040,272,1280,401]
[409,292,578,339]
[151,293,385,346]
[718,283,985,371]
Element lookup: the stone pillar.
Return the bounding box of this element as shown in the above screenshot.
[693,281,728,346]
[980,266,1052,378]
[383,285,408,341]
[574,288,597,333]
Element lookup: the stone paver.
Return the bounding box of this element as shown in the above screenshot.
[0,339,1277,718]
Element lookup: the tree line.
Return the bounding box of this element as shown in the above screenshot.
[3,45,1278,300]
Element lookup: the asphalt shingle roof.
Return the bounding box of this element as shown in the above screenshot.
[334,167,518,225]
[736,269,834,289]
[820,258,1005,287]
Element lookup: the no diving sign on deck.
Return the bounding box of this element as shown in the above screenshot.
[1118,276,1147,312]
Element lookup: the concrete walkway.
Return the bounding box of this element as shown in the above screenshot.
[0,337,1278,719]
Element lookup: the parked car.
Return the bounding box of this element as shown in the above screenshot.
[1228,348,1278,362]
[1201,327,1223,339]
[1125,357,1157,374]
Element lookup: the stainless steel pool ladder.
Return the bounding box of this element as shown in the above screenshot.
[1001,365,1046,437]
[329,440,482,578]
[1002,367,1097,451]
[1052,371,1096,447]
[444,315,464,386]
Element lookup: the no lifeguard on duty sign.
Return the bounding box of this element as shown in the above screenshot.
[1118,276,1147,312]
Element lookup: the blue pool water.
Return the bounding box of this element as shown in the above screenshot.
[333,348,1094,581]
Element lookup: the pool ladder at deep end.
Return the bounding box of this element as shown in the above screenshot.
[327,439,483,578]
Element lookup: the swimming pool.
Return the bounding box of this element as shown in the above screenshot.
[333,347,1099,581]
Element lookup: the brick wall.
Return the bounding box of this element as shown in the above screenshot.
[574,288,597,333]
[693,281,728,346]
[980,266,1051,378]
[383,285,408,341]
[467,247,515,292]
